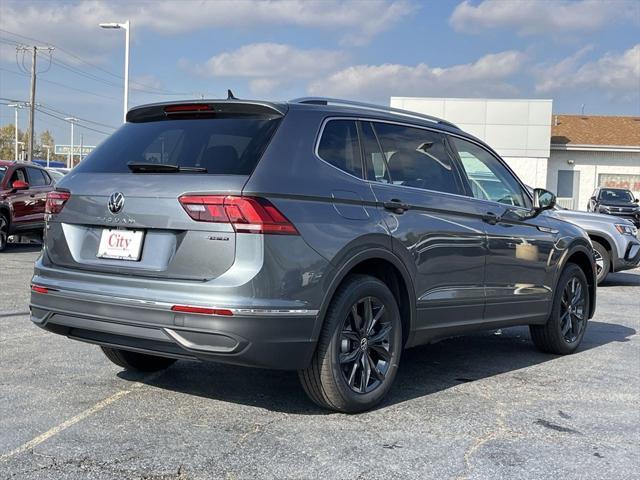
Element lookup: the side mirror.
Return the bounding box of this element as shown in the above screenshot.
[634,198,639,203]
[590,196,597,202]
[12,180,29,191]
[533,188,556,212]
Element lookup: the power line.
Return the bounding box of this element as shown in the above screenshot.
[37,104,117,130]
[1,96,118,132]
[0,67,120,101]
[35,107,112,136]
[2,27,193,96]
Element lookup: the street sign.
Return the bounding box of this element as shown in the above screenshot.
[55,144,96,156]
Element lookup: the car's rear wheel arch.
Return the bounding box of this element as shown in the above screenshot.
[316,249,415,348]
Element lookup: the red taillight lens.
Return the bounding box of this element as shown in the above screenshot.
[45,191,71,214]
[31,285,49,294]
[171,305,233,316]
[178,195,298,235]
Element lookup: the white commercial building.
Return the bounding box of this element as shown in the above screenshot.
[390,97,640,210]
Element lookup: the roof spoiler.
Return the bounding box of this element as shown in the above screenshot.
[126,100,287,123]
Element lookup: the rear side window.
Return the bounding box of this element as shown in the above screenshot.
[74,117,281,175]
[27,167,49,186]
[372,122,463,195]
[317,120,363,178]
[0,166,6,185]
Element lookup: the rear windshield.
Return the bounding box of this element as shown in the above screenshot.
[74,117,281,175]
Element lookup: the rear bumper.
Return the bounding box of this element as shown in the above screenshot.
[30,286,319,370]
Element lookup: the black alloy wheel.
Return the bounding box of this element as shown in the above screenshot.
[339,296,393,394]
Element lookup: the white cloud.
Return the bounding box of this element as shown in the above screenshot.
[535,44,640,99]
[450,0,636,36]
[0,0,415,63]
[188,43,347,94]
[308,51,526,102]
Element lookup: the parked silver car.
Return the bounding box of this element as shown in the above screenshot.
[549,207,640,284]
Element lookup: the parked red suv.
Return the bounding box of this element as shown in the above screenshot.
[0,160,55,251]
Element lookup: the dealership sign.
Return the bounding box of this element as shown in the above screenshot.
[55,144,96,156]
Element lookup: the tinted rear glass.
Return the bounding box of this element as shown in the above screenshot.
[74,117,281,175]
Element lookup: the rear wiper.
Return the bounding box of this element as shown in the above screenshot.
[127,162,207,173]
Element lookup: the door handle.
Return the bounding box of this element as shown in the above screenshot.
[482,212,501,225]
[383,199,410,214]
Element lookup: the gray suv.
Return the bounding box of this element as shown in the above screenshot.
[31,98,597,412]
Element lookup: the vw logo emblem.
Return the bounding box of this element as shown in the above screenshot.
[108,192,125,214]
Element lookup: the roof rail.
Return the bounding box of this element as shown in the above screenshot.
[290,97,460,129]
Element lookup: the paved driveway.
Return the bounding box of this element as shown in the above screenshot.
[1,244,638,479]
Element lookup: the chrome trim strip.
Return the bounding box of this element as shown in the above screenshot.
[33,286,319,317]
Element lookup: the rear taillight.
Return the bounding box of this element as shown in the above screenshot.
[178,195,298,235]
[31,285,50,294]
[45,191,71,214]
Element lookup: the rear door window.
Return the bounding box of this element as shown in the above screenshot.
[27,167,49,187]
[372,122,463,195]
[10,168,26,184]
[317,120,363,178]
[74,117,281,175]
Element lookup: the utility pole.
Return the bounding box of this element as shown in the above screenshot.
[27,46,37,163]
[16,45,54,162]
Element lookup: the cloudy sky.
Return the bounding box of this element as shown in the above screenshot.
[0,0,639,147]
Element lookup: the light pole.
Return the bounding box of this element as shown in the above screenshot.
[43,144,52,166]
[17,141,25,161]
[64,117,77,167]
[7,104,23,162]
[99,20,130,123]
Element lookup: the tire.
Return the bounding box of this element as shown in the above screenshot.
[100,346,176,372]
[0,213,8,252]
[591,241,610,285]
[298,274,403,413]
[530,264,590,355]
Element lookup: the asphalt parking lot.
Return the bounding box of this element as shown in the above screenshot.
[1,244,638,480]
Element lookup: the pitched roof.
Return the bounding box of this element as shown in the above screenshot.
[551,114,640,147]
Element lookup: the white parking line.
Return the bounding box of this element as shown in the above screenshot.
[0,370,165,463]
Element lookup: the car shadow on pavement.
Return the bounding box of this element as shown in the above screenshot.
[2,243,42,253]
[599,271,640,287]
[121,319,635,414]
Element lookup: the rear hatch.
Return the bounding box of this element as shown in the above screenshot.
[46,101,285,281]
